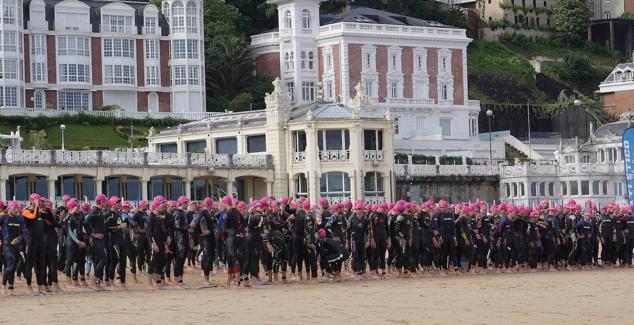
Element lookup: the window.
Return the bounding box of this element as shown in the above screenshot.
[284,51,294,71]
[603,181,608,195]
[416,55,424,72]
[300,51,306,69]
[33,90,44,109]
[144,16,158,34]
[364,130,383,150]
[564,155,575,163]
[58,90,89,110]
[530,182,537,196]
[287,82,295,102]
[58,64,90,83]
[570,181,579,195]
[186,140,206,153]
[513,183,518,197]
[31,62,46,82]
[188,66,199,85]
[390,81,398,99]
[247,135,266,153]
[364,81,373,97]
[296,174,308,197]
[607,148,617,162]
[162,2,170,24]
[187,40,198,59]
[302,81,315,102]
[2,0,15,24]
[364,172,384,197]
[365,53,371,69]
[308,51,314,70]
[394,117,399,135]
[439,118,452,137]
[103,38,134,58]
[548,182,554,196]
[216,137,238,154]
[505,184,510,198]
[145,65,160,85]
[173,65,187,85]
[325,53,333,71]
[326,82,334,100]
[102,15,134,33]
[1,31,17,51]
[171,1,185,33]
[58,36,90,56]
[469,117,478,138]
[318,130,350,150]
[0,59,17,79]
[284,10,292,29]
[172,40,186,59]
[539,182,545,196]
[301,9,311,29]
[604,12,610,19]
[31,34,46,55]
[159,143,177,153]
[441,84,448,100]
[186,2,197,33]
[0,86,18,107]
[292,131,306,152]
[104,65,135,84]
[320,172,351,198]
[560,181,567,196]
[592,180,600,195]
[145,39,159,59]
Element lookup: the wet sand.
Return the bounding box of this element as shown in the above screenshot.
[2,267,630,325]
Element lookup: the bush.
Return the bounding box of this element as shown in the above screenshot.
[0,113,186,129]
[96,104,121,111]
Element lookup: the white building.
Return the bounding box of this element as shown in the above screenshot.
[499,113,631,206]
[251,0,503,159]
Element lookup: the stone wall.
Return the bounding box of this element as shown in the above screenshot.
[395,176,499,203]
[481,28,556,41]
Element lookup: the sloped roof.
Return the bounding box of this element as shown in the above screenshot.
[602,63,634,83]
[320,5,450,28]
[289,102,386,122]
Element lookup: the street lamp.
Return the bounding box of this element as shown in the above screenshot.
[486,109,493,165]
[60,124,66,151]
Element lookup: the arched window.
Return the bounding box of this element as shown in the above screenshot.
[295,173,308,198]
[320,171,350,201]
[301,9,311,29]
[162,2,170,24]
[171,1,184,33]
[364,172,384,198]
[284,10,292,29]
[186,2,197,33]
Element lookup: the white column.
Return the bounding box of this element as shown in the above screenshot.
[185,179,192,199]
[208,177,215,198]
[95,178,104,197]
[0,178,7,202]
[226,177,235,197]
[266,180,273,196]
[141,179,149,200]
[48,177,56,201]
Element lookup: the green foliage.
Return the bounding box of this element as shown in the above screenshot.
[96,104,121,111]
[206,36,256,99]
[29,130,50,150]
[127,135,143,148]
[227,92,254,112]
[551,0,591,43]
[226,0,277,37]
[0,113,184,129]
[543,54,613,95]
[621,13,634,20]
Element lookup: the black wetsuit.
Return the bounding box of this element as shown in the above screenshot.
[434,211,457,269]
[576,219,593,266]
[132,210,150,273]
[370,211,389,271]
[268,210,289,275]
[106,210,127,283]
[318,237,347,275]
[146,212,167,278]
[223,208,242,273]
[291,210,307,274]
[348,214,370,275]
[172,208,190,280]
[245,210,264,278]
[84,207,108,283]
[1,214,26,287]
[64,211,87,281]
[196,209,217,277]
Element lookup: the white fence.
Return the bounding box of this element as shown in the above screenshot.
[0,108,220,121]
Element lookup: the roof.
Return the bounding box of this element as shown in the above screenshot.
[289,102,385,122]
[24,0,169,35]
[594,113,634,138]
[602,63,634,83]
[320,4,451,28]
[160,110,268,135]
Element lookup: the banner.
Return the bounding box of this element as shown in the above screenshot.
[623,127,634,205]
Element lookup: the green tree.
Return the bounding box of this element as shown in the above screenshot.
[551,0,591,44]
[30,130,50,150]
[206,36,256,100]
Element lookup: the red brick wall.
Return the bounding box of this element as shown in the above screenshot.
[376,45,387,103]
[452,49,464,105]
[348,44,361,98]
[24,34,30,83]
[255,52,280,78]
[601,89,634,117]
[333,44,341,100]
[91,37,102,85]
[25,89,34,107]
[158,92,171,112]
[92,91,103,110]
[427,48,438,102]
[45,90,57,109]
[160,40,170,87]
[625,0,634,13]
[137,39,145,87]
[137,92,148,112]
[402,46,413,98]
[47,35,56,84]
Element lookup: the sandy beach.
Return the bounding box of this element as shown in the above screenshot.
[1,267,631,325]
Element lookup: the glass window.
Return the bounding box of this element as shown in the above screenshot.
[602,181,608,195]
[32,62,46,82]
[188,66,199,85]
[106,177,121,197]
[82,177,96,199]
[145,39,159,59]
[57,90,89,110]
[570,181,579,195]
[31,34,46,55]
[172,39,186,59]
[169,178,183,200]
[186,2,198,33]
[320,171,350,197]
[150,177,164,198]
[0,58,17,79]
[104,64,135,85]
[187,39,198,59]
[216,137,237,154]
[363,129,383,150]
[58,64,90,83]
[2,0,15,24]
[173,65,187,85]
[186,140,207,153]
[560,181,567,196]
[284,10,292,29]
[592,180,600,195]
[318,130,349,150]
[286,82,294,102]
[390,81,398,99]
[301,9,311,29]
[364,172,384,196]
[34,90,44,109]
[57,36,90,56]
[1,31,16,51]
[145,65,160,85]
[581,180,590,195]
[530,182,536,196]
[439,118,452,137]
[102,15,134,33]
[302,81,315,102]
[296,173,308,196]
[125,177,140,201]
[292,131,306,152]
[159,143,177,153]
[539,183,545,196]
[246,135,266,153]
[171,1,185,33]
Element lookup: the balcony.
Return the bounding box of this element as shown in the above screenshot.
[319,150,349,162]
[143,26,158,35]
[101,24,136,34]
[363,150,384,161]
[394,155,501,178]
[293,151,306,163]
[1,149,272,169]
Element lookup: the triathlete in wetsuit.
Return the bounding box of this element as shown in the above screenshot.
[1,201,26,296]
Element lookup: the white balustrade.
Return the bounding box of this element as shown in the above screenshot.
[101,151,144,166]
[319,150,349,162]
[293,151,307,163]
[409,164,437,176]
[147,152,187,166]
[4,149,52,164]
[439,165,469,175]
[394,164,406,176]
[364,196,385,204]
[232,154,269,168]
[54,150,98,165]
[363,150,384,161]
[0,107,220,121]
[325,196,350,205]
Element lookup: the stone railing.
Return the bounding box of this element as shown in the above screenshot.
[364,196,386,204]
[319,22,467,38]
[293,151,307,163]
[394,155,501,178]
[363,150,384,161]
[0,107,220,121]
[319,150,350,162]
[250,31,280,47]
[385,98,434,105]
[500,162,624,178]
[0,149,271,169]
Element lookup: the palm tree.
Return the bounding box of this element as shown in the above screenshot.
[205,36,256,99]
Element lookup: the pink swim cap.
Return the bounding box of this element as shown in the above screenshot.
[318,229,327,239]
[67,198,79,210]
[95,194,108,205]
[177,196,189,206]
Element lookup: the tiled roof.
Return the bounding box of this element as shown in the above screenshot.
[320,5,451,28]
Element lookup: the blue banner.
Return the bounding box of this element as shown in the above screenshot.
[623,128,634,205]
